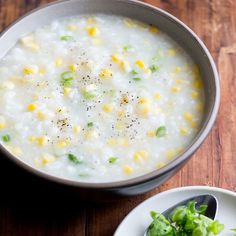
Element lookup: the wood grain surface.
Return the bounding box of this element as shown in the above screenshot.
[0,0,235,235]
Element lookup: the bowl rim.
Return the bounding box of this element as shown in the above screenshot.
[0,0,220,189]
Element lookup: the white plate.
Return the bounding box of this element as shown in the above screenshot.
[114,186,236,236]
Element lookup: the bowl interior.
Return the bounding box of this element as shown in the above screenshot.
[0,0,219,187]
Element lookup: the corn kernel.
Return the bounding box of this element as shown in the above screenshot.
[156,161,165,169]
[154,93,161,99]
[145,68,152,74]
[73,125,81,134]
[102,104,113,113]
[86,26,99,37]
[57,140,67,148]
[107,138,117,145]
[37,136,48,146]
[138,97,149,104]
[168,48,176,56]
[68,64,78,72]
[123,165,133,174]
[133,150,149,162]
[27,103,38,111]
[55,58,63,67]
[123,18,135,28]
[23,66,38,75]
[175,79,184,84]
[21,35,40,52]
[174,66,182,73]
[190,121,198,129]
[0,123,6,129]
[118,109,126,118]
[85,130,98,140]
[99,69,113,79]
[120,60,131,72]
[137,104,150,117]
[87,17,97,24]
[166,150,176,160]
[191,90,199,99]
[111,54,121,62]
[67,24,77,31]
[63,87,71,96]
[146,131,155,137]
[41,153,56,165]
[119,137,129,147]
[183,112,193,122]
[171,86,180,93]
[115,122,124,130]
[192,64,200,78]
[28,136,36,142]
[37,111,45,121]
[179,127,189,136]
[135,60,145,69]
[38,68,46,76]
[149,25,159,33]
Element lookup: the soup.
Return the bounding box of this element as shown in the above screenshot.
[0,15,204,182]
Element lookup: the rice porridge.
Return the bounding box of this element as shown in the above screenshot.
[0,15,204,182]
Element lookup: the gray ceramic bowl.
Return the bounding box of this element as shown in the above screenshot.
[0,0,220,199]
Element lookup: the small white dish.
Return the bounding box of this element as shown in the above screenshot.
[114,186,236,236]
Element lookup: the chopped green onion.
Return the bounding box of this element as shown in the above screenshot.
[60,35,74,41]
[2,134,10,142]
[131,70,138,75]
[123,45,132,52]
[61,71,76,87]
[78,173,89,178]
[133,77,141,81]
[82,91,97,100]
[155,126,167,138]
[149,65,160,73]
[87,122,93,128]
[108,157,118,164]
[68,153,82,164]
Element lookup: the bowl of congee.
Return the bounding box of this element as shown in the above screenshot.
[0,0,219,199]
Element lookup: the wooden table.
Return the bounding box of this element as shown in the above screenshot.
[0,0,235,235]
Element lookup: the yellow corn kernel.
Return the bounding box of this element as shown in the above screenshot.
[168,48,176,56]
[99,69,113,79]
[183,112,193,122]
[123,165,133,174]
[146,130,155,137]
[192,64,200,78]
[171,86,180,93]
[191,90,199,99]
[149,25,159,33]
[175,79,184,84]
[102,104,113,113]
[0,123,6,129]
[196,103,204,112]
[67,24,77,31]
[138,97,149,104]
[133,150,148,162]
[85,130,98,140]
[135,60,146,69]
[174,66,182,73]
[107,138,117,145]
[111,54,121,62]
[145,68,152,75]
[28,136,36,142]
[166,149,176,160]
[87,17,97,24]
[118,109,126,118]
[23,66,38,75]
[55,58,63,67]
[137,105,150,117]
[156,161,165,169]
[68,64,78,72]
[86,26,99,37]
[21,35,40,52]
[120,60,131,72]
[63,87,71,96]
[39,68,46,76]
[37,111,45,121]
[36,136,48,146]
[123,18,135,28]
[27,103,38,111]
[154,93,161,99]
[41,153,56,165]
[194,79,202,89]
[179,127,189,136]
[57,140,68,148]
[115,122,124,130]
[73,125,81,134]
